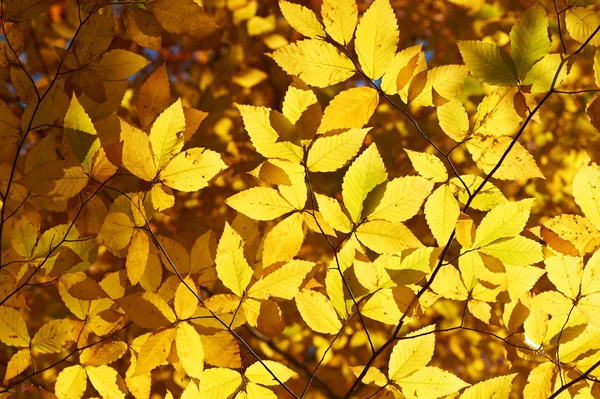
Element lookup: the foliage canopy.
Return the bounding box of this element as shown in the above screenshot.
[3,0,600,398]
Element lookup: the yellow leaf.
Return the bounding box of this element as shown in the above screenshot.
[479,236,543,266]
[236,104,303,162]
[190,229,216,275]
[3,348,30,383]
[243,298,284,334]
[381,45,427,96]
[529,291,573,317]
[510,3,550,79]
[149,98,186,170]
[18,161,86,197]
[118,292,176,329]
[581,250,600,296]
[523,54,567,93]
[326,268,349,319]
[361,287,407,325]
[181,381,200,399]
[523,363,555,399]
[356,220,422,253]
[52,165,89,199]
[437,98,469,142]
[523,309,548,348]
[216,222,253,297]
[90,49,149,80]
[80,341,128,367]
[126,230,149,286]
[245,360,297,386]
[125,351,151,399]
[149,0,216,34]
[473,199,535,248]
[262,212,305,266]
[160,148,226,192]
[198,368,242,398]
[354,0,399,80]
[269,39,355,87]
[176,322,204,379]
[11,217,37,258]
[460,374,517,399]
[395,367,470,399]
[226,187,295,221]
[388,247,435,282]
[469,297,498,321]
[425,184,460,245]
[89,145,119,183]
[86,365,125,399]
[120,118,157,181]
[315,193,352,233]
[317,87,379,133]
[248,259,314,300]
[411,65,468,107]
[32,319,75,354]
[0,306,30,347]
[279,1,325,39]
[430,265,468,300]
[134,327,176,376]
[246,383,277,399]
[573,159,600,231]
[350,366,388,387]
[321,0,357,45]
[307,128,368,172]
[367,176,434,223]
[149,184,175,212]
[545,255,583,300]
[64,94,96,135]
[137,63,170,129]
[232,67,269,89]
[406,150,448,182]
[389,324,435,380]
[450,175,507,211]
[55,365,87,399]
[565,7,600,47]
[473,88,522,137]
[303,211,336,237]
[269,159,307,209]
[505,265,546,301]
[281,85,318,124]
[295,289,342,334]
[556,323,600,364]
[457,40,518,86]
[157,234,191,274]
[174,278,199,320]
[98,212,135,252]
[342,145,387,222]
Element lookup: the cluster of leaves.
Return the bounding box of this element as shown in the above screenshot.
[3,0,600,398]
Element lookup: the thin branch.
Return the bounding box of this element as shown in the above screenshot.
[304,171,375,354]
[329,39,472,197]
[1,322,132,393]
[301,316,353,398]
[548,358,600,398]
[245,326,343,399]
[343,22,600,399]
[97,182,301,399]
[553,0,568,53]
[556,304,576,386]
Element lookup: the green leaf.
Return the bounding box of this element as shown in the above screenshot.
[149,99,186,170]
[510,3,550,79]
[458,40,518,87]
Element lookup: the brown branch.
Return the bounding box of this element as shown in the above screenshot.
[343,22,600,399]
